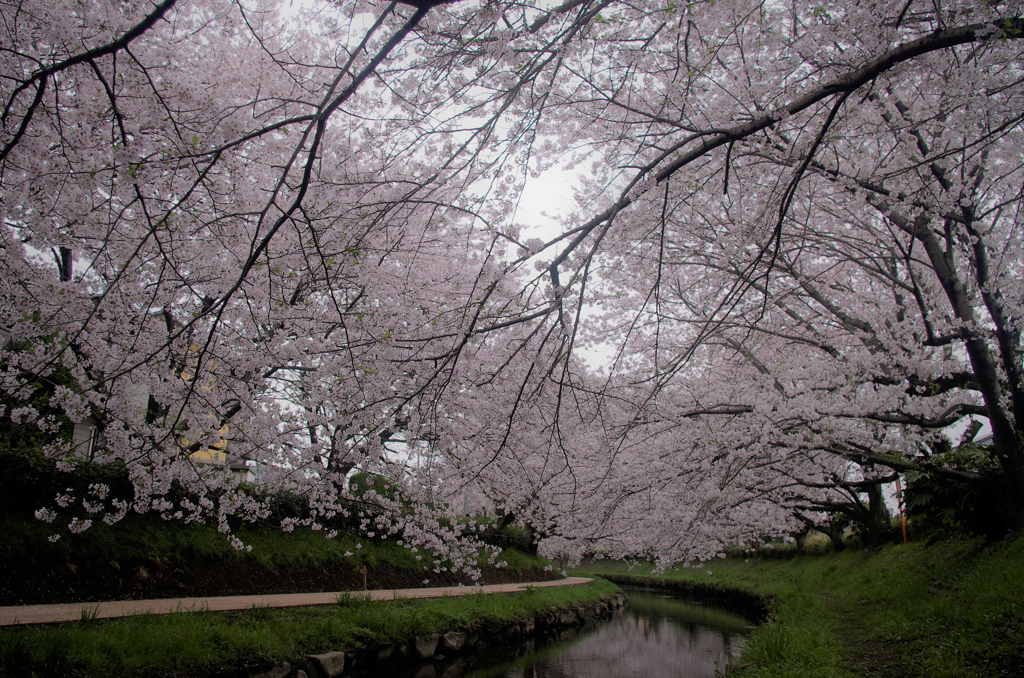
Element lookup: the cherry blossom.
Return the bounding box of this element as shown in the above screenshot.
[1,0,1022,565]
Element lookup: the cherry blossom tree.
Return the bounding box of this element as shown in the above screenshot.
[0,0,535,566]
[2,0,1023,565]
[501,0,1024,547]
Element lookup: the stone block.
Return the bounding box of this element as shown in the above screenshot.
[559,611,578,627]
[308,651,346,678]
[249,663,291,678]
[376,644,395,663]
[441,631,465,651]
[414,634,439,659]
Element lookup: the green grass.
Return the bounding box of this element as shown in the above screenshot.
[0,451,550,576]
[0,510,550,574]
[0,579,620,677]
[0,510,382,569]
[581,533,1024,678]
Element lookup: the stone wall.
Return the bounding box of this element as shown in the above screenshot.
[218,592,629,678]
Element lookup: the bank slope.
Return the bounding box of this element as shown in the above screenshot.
[582,533,1024,678]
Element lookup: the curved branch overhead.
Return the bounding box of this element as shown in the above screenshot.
[1,0,1022,564]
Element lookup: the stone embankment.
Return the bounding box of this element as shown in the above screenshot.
[221,591,629,678]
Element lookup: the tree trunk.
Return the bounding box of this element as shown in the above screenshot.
[827,520,846,552]
[910,223,1024,531]
[794,531,807,555]
[863,483,892,546]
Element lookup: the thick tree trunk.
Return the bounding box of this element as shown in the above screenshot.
[864,483,892,545]
[912,224,1024,531]
[826,520,846,552]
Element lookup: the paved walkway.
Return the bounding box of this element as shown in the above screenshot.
[0,577,594,626]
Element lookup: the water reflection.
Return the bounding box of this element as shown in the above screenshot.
[384,591,752,678]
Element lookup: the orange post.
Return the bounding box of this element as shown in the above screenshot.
[895,476,908,544]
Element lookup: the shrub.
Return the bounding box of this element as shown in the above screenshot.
[904,444,1009,540]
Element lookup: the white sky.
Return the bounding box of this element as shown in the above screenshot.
[513,166,581,242]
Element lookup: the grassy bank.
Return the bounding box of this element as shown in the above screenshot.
[581,533,1024,678]
[0,578,619,677]
[0,510,420,572]
[0,505,548,573]
[0,451,553,605]
[0,509,554,606]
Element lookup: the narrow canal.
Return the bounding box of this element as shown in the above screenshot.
[379,590,754,678]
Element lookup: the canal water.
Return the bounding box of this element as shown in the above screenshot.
[382,590,754,678]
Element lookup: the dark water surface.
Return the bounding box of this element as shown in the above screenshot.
[385,591,754,678]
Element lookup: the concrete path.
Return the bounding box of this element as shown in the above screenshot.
[0,577,594,626]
